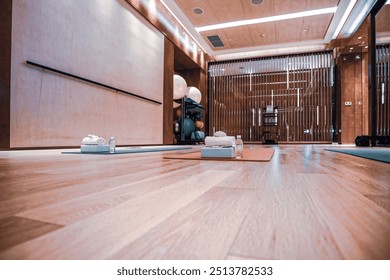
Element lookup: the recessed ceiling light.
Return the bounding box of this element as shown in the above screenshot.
[252,0,264,5]
[260,34,266,37]
[358,36,362,39]
[196,7,337,32]
[193,7,203,15]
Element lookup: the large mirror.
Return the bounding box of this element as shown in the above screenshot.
[374,1,390,144]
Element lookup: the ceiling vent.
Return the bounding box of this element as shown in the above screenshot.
[207,35,224,48]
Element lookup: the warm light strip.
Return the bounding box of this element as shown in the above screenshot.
[331,0,357,39]
[195,7,337,32]
[347,1,370,35]
[160,0,206,53]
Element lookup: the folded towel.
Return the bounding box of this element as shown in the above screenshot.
[214,131,227,137]
[82,134,106,145]
[205,136,235,147]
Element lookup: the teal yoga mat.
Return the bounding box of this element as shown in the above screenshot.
[325,148,390,164]
[62,146,192,155]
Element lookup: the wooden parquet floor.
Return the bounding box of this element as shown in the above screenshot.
[0,145,389,259]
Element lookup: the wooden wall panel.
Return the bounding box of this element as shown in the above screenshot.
[11,0,164,148]
[0,0,12,149]
[339,53,369,144]
[163,38,174,144]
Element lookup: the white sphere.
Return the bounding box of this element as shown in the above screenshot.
[187,86,202,103]
[173,75,187,100]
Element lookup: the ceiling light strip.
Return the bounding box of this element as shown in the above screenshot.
[331,0,357,39]
[195,7,337,32]
[160,0,207,53]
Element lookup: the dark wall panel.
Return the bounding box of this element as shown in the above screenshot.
[0,0,12,148]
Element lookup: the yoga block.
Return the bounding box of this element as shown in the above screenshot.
[81,145,109,153]
[201,147,235,158]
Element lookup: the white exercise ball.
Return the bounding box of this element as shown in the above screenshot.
[173,74,187,100]
[187,86,202,103]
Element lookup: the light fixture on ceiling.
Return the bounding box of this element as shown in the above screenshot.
[251,0,264,5]
[338,0,377,38]
[160,0,207,53]
[193,7,203,15]
[347,2,371,35]
[195,7,337,32]
[331,0,357,39]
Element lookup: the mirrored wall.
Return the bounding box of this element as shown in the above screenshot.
[375,3,390,140]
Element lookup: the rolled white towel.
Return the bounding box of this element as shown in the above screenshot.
[205,136,235,147]
[81,134,106,145]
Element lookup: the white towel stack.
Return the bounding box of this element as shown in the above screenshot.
[81,134,106,145]
[204,136,236,147]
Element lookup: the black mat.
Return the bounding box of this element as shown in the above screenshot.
[325,148,390,163]
[62,146,192,155]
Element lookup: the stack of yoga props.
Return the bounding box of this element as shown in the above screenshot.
[80,134,109,153]
[201,131,236,158]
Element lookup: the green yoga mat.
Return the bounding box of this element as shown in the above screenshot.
[325,148,390,164]
[62,146,192,155]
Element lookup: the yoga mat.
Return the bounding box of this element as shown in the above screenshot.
[325,148,390,164]
[164,148,274,162]
[62,146,192,155]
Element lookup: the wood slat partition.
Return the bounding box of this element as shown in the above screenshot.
[208,52,334,143]
[376,45,390,137]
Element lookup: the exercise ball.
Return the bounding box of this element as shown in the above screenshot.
[183,117,195,138]
[173,74,187,100]
[176,108,182,118]
[187,86,202,103]
[194,130,205,140]
[195,120,203,129]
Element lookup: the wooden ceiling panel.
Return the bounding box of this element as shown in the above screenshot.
[306,0,340,10]
[275,18,304,44]
[223,26,254,48]
[170,0,345,56]
[174,0,218,26]
[300,14,333,41]
[207,0,246,22]
[201,30,232,50]
[242,0,276,19]
[249,22,276,46]
[274,0,307,15]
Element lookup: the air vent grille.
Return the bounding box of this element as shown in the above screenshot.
[207,35,224,48]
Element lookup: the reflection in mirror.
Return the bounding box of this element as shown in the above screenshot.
[375,2,390,143]
[376,2,390,45]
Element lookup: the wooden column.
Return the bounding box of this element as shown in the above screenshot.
[163,38,174,144]
[0,0,12,149]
